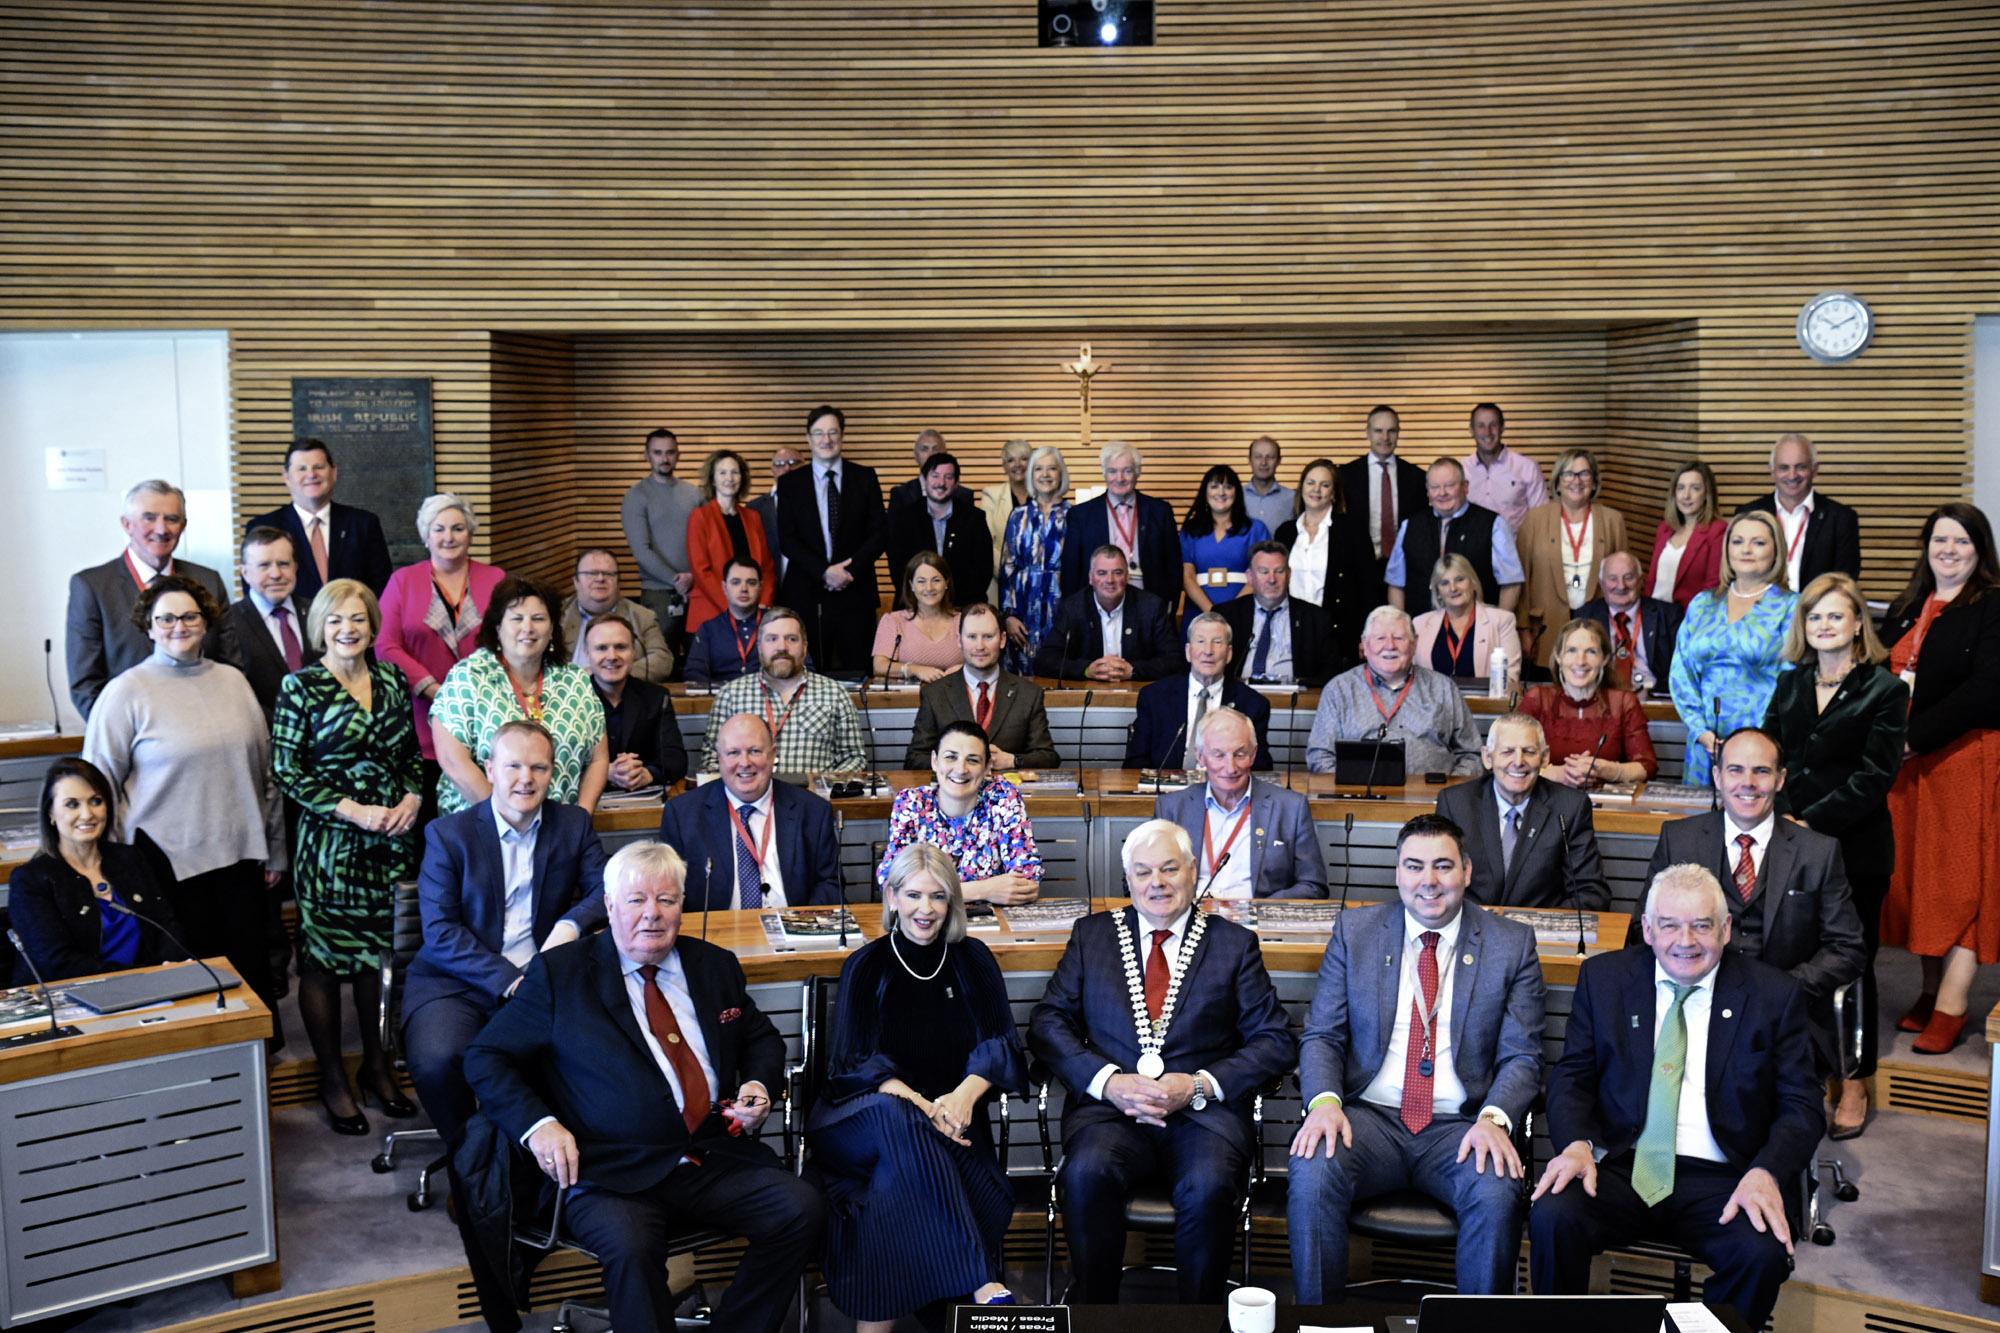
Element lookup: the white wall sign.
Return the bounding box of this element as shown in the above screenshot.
[45,446,107,491]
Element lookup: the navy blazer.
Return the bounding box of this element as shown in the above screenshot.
[7,839,189,984]
[1547,948,1824,1188]
[1577,594,1682,692]
[659,777,843,911]
[1335,454,1429,555]
[1216,594,1342,689]
[404,799,610,1020]
[1298,901,1546,1125]
[1033,588,1182,682]
[464,931,788,1195]
[1028,907,1296,1157]
[242,500,394,604]
[1435,775,1609,911]
[776,459,886,614]
[1060,492,1183,617]
[1125,673,1273,770]
[1737,492,1862,585]
[1153,778,1327,899]
[886,492,994,607]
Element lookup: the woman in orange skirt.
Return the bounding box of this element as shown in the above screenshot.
[1880,502,2000,1053]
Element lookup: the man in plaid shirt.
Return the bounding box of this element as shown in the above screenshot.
[700,606,869,775]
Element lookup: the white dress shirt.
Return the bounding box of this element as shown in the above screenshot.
[814,459,845,559]
[493,804,543,968]
[1184,673,1226,758]
[1655,961,1727,1163]
[1108,496,1144,587]
[1774,490,1815,591]
[1650,538,1686,602]
[1605,600,1656,690]
[622,949,720,1113]
[1086,907,1223,1102]
[1351,910,1510,1128]
[1199,786,1256,900]
[727,783,789,909]
[1289,516,1330,606]
[1096,596,1126,660]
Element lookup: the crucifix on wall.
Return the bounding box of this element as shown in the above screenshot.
[1064,343,1108,452]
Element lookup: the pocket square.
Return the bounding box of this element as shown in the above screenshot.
[718,1007,742,1024]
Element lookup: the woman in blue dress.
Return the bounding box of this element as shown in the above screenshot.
[1669,508,1798,785]
[808,841,1029,1330]
[1000,445,1072,674]
[1179,464,1271,630]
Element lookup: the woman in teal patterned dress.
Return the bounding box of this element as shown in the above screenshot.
[1000,445,1072,675]
[1669,509,1799,786]
[273,579,425,1135]
[429,575,608,815]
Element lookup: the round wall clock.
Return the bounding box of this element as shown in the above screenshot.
[1797,290,1875,364]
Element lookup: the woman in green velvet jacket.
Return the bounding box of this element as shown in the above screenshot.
[1764,571,1909,1139]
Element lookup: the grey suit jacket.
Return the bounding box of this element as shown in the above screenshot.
[66,555,229,718]
[1436,775,1609,911]
[219,596,299,722]
[904,669,1059,769]
[1299,900,1546,1125]
[1154,778,1327,899]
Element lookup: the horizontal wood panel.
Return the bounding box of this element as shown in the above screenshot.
[0,0,1989,601]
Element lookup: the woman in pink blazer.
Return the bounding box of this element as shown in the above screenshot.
[376,494,507,776]
[1645,461,1727,608]
[1410,552,1522,693]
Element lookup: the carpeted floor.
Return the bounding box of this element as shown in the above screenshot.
[1872,946,2000,1075]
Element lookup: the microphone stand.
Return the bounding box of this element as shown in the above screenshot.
[1556,811,1587,957]
[858,673,881,780]
[701,856,714,942]
[4,929,81,1046]
[1054,623,1078,692]
[1335,812,1354,924]
[1357,721,1391,801]
[1080,799,1096,917]
[1193,850,1234,908]
[1075,687,1094,794]
[1284,687,1301,790]
[99,902,230,1010]
[43,638,61,735]
[835,811,851,949]
[1709,695,1723,811]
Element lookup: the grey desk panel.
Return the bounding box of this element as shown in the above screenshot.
[0,1040,273,1328]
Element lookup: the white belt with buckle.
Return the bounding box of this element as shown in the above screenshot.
[1201,569,1247,587]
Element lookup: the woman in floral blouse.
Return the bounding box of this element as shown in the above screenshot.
[875,720,1041,905]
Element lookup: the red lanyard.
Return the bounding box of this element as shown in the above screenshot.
[1561,507,1592,563]
[1441,617,1471,667]
[123,550,163,591]
[1109,500,1137,552]
[1371,674,1416,725]
[727,798,774,873]
[1203,799,1254,880]
[1783,507,1810,562]
[504,666,544,722]
[731,615,757,671]
[762,681,800,742]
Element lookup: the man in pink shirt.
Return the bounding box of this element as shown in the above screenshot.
[1461,403,1547,533]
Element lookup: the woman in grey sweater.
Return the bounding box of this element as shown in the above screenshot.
[83,574,286,1017]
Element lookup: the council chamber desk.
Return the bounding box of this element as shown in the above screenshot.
[0,960,276,1328]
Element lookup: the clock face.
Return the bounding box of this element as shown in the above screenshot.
[1797,291,1874,363]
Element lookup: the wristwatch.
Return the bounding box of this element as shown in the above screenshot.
[1188,1073,1212,1112]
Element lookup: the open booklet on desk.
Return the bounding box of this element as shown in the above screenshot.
[760,907,862,950]
[1207,899,1346,937]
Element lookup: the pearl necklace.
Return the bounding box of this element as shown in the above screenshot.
[889,930,947,982]
[1729,581,1772,600]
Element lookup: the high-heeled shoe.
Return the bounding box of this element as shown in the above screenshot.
[318,1087,369,1136]
[1912,1008,1969,1055]
[358,1069,418,1120]
[1898,992,1938,1033]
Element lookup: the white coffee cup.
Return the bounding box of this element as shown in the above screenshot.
[1227,1285,1277,1333]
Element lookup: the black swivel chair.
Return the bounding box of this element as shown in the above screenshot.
[370,879,447,1210]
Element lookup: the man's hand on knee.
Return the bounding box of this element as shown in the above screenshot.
[1456,1116,1523,1179]
[1289,1100,1351,1160]
[1530,1142,1596,1201]
[1720,1167,1793,1255]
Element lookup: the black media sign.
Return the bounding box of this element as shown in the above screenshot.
[953,1307,1072,1333]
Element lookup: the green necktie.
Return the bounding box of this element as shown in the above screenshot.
[1632,981,1697,1207]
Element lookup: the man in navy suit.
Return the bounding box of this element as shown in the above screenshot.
[1034,546,1181,682]
[746,444,804,585]
[240,439,394,604]
[464,840,823,1333]
[1337,406,1430,596]
[1029,819,1296,1302]
[1576,551,1681,692]
[658,713,842,910]
[1126,612,1273,770]
[1217,542,1344,687]
[1289,812,1546,1299]
[403,722,609,1149]
[776,405,886,675]
[1060,442,1182,617]
[1154,708,1325,898]
[885,451,994,602]
[1531,864,1823,1328]
[1435,714,1609,910]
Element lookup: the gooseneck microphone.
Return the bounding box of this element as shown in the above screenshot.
[858,673,881,776]
[1556,811,1587,957]
[1284,687,1301,788]
[1194,850,1233,907]
[1709,695,1724,811]
[888,631,904,686]
[1054,623,1079,692]
[1080,799,1096,917]
[4,929,81,1046]
[1335,812,1354,922]
[701,855,714,942]
[99,901,229,1010]
[1357,721,1391,801]
[44,639,62,736]
[1075,688,1094,791]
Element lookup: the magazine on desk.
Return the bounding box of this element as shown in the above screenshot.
[760,907,862,950]
[597,785,666,811]
[1207,899,1345,935]
[0,985,85,1029]
[998,899,1090,930]
[999,769,1080,795]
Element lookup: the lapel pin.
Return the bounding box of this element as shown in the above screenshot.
[1462,953,1475,965]
[1631,1015,1641,1028]
[1721,1008,1733,1019]
[1255,827,1265,838]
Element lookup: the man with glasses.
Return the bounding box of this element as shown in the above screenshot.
[67,478,230,718]
[776,405,887,675]
[561,547,674,682]
[748,444,804,582]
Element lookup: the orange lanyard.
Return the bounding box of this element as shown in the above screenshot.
[730,615,757,671]
[1370,673,1416,725]
[123,550,162,591]
[504,667,544,722]
[1441,617,1471,668]
[762,681,799,742]
[727,798,774,873]
[1783,507,1809,562]
[1561,507,1592,563]
[1203,799,1254,880]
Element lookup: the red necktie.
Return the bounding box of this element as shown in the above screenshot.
[1400,931,1441,1134]
[638,964,711,1134]
[1611,611,1634,690]
[1144,929,1171,1020]
[1378,462,1395,558]
[975,679,993,730]
[273,606,303,672]
[1733,834,1757,904]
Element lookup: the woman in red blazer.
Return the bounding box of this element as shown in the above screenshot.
[1645,460,1727,608]
[686,449,776,633]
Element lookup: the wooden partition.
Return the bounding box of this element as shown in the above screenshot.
[1,1,1991,601]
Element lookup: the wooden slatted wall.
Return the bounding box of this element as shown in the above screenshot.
[1606,320,1702,568]
[1,1,1993,600]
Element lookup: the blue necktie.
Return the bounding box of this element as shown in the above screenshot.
[736,804,764,909]
[1251,606,1274,678]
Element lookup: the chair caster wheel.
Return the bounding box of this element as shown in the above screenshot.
[407,1193,431,1212]
[1835,1183,1859,1202]
[1811,1224,1836,1246]
[371,1154,394,1173]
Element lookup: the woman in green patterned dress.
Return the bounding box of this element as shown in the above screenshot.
[273,578,425,1135]
[429,574,608,815]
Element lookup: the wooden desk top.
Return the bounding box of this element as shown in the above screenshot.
[0,958,273,1084]
[690,902,1623,988]
[0,733,82,761]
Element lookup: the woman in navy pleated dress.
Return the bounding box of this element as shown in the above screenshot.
[808,842,1028,1330]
